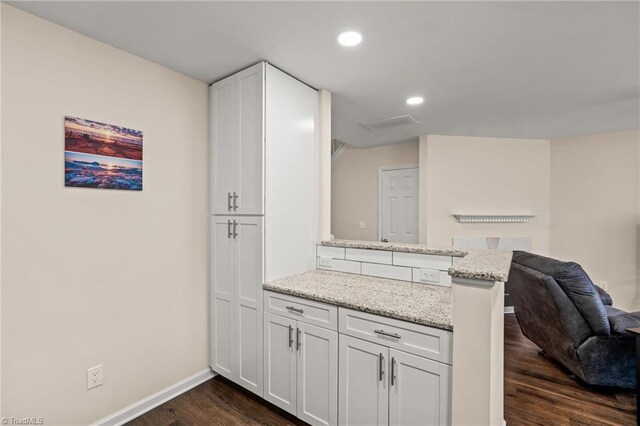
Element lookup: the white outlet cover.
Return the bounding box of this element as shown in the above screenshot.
[87,364,103,390]
[419,268,440,283]
[319,257,333,268]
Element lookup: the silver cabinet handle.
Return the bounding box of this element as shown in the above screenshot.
[391,357,397,386]
[374,329,401,339]
[286,306,304,314]
[378,353,384,381]
[227,193,232,211]
[232,220,238,239]
[288,325,293,348]
[296,327,301,351]
[233,192,238,211]
[227,220,232,238]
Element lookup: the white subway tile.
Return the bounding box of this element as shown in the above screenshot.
[346,248,392,264]
[317,245,346,259]
[362,263,412,281]
[317,257,361,274]
[393,252,452,270]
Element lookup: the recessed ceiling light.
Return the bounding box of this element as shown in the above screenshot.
[406,96,424,106]
[338,31,362,47]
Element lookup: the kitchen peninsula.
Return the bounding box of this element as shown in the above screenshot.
[262,239,512,426]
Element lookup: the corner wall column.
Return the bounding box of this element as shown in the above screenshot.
[451,277,505,425]
[318,89,331,241]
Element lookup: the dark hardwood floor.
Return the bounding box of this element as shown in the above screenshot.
[503,314,635,425]
[127,314,636,425]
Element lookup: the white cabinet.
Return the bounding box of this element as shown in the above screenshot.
[211,216,264,396]
[209,62,318,400]
[389,349,451,426]
[263,312,297,413]
[264,312,338,426]
[339,334,389,426]
[339,331,452,426]
[211,63,264,216]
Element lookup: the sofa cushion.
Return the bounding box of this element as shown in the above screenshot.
[512,251,610,336]
[595,285,613,306]
[608,311,640,336]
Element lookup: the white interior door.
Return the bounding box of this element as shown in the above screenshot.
[297,322,338,426]
[379,166,419,243]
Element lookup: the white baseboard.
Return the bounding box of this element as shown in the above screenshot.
[91,368,216,426]
[504,306,514,314]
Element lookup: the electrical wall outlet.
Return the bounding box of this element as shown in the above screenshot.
[87,364,103,390]
[419,268,440,284]
[359,221,366,230]
[318,257,333,268]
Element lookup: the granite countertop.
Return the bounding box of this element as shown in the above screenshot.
[321,239,513,282]
[264,269,453,331]
[321,239,469,257]
[449,249,513,282]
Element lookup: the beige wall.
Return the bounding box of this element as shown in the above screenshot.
[1,6,209,424]
[332,140,418,241]
[551,130,640,311]
[420,135,551,254]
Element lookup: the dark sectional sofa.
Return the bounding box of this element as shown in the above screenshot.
[508,250,638,389]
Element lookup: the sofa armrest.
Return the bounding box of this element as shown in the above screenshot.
[595,284,613,306]
[609,311,640,335]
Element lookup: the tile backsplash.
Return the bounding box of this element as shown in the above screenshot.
[316,244,453,287]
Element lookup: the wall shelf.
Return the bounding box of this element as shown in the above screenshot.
[452,214,535,223]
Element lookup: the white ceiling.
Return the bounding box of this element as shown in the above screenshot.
[9,1,640,147]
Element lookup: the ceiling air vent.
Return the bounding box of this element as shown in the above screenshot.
[360,115,419,131]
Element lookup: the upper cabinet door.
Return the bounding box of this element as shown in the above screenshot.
[339,334,389,426]
[235,63,265,215]
[388,349,452,426]
[211,75,237,215]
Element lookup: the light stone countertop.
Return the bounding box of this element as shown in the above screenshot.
[264,269,453,331]
[321,239,513,282]
[321,239,469,257]
[449,249,513,282]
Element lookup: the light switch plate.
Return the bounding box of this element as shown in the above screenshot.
[319,257,333,268]
[419,268,440,284]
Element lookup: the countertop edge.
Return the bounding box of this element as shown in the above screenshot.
[263,284,453,332]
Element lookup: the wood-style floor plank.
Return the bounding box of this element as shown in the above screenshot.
[127,314,636,425]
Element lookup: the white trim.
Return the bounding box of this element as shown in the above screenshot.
[504,306,514,314]
[91,368,215,426]
[377,164,419,242]
[452,214,535,223]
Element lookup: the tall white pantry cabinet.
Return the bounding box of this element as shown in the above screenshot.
[209,62,319,397]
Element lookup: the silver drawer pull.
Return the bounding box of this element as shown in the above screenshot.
[374,329,401,339]
[286,306,304,314]
[227,193,232,211]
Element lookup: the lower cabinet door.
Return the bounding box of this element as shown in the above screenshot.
[297,322,338,426]
[388,348,452,426]
[339,334,389,426]
[263,312,297,415]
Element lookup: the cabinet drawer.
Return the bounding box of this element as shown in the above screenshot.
[338,308,452,365]
[264,291,338,331]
